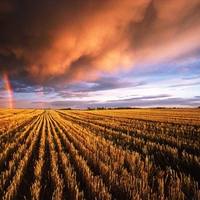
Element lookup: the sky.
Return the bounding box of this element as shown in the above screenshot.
[0,0,200,109]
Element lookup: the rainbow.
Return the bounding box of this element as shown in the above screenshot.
[3,72,14,109]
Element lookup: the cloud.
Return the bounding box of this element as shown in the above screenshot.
[66,77,133,92]
[0,0,17,14]
[52,76,144,99]
[110,94,172,103]
[8,75,139,101]
[169,82,200,88]
[183,75,200,80]
[46,95,197,109]
[31,101,47,104]
[0,0,200,87]
[50,100,99,109]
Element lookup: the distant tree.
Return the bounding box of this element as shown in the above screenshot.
[60,108,71,110]
[97,107,105,110]
[87,107,95,110]
[115,107,133,109]
[153,107,166,109]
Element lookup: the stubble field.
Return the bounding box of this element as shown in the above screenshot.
[0,108,200,200]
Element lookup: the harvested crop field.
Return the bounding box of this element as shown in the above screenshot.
[0,108,200,200]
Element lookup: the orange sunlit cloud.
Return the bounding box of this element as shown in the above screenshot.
[0,0,199,85]
[0,0,200,109]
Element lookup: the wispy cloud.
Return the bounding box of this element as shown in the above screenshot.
[183,75,200,80]
[46,95,198,109]
[123,94,172,101]
[169,82,200,88]
[31,101,47,104]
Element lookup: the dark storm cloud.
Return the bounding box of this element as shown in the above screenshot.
[54,77,146,99]
[64,77,133,92]
[85,77,142,92]
[0,0,200,88]
[13,86,55,94]
[3,78,55,94]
